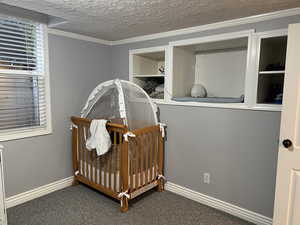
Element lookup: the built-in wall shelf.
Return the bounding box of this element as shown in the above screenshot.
[133,74,165,78]
[127,29,289,111]
[256,31,288,106]
[129,46,168,100]
[254,104,282,111]
[259,70,285,74]
[169,30,252,104]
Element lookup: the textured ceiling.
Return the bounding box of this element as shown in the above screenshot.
[1,0,300,41]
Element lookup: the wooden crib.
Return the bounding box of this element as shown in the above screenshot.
[71,116,165,212]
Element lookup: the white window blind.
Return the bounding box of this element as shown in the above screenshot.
[0,16,48,133]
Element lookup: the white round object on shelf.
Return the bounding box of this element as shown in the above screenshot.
[191,84,207,97]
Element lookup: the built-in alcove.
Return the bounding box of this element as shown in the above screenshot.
[171,37,249,103]
[130,47,166,100]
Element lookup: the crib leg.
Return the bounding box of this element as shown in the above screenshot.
[120,197,129,212]
[157,179,165,192]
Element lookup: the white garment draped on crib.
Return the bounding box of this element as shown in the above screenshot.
[86,119,111,156]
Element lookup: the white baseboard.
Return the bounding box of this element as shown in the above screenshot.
[165,182,272,225]
[5,176,74,208]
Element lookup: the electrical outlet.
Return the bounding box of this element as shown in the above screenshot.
[204,173,210,184]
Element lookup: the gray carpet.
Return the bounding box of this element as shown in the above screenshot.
[8,184,254,225]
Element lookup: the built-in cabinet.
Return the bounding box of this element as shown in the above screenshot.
[255,30,287,108]
[129,28,288,111]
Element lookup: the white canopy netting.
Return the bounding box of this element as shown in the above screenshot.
[80,79,158,130]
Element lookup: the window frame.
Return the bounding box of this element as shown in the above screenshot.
[0,23,52,142]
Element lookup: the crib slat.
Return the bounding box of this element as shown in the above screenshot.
[90,152,93,182]
[130,143,134,191]
[93,150,96,183]
[140,135,143,186]
[113,131,117,192]
[145,133,149,184]
[149,132,153,182]
[85,127,89,178]
[78,126,82,175]
[88,126,92,181]
[132,145,135,190]
[149,133,152,183]
[92,125,96,183]
[86,128,91,180]
[104,153,107,188]
[96,152,99,185]
[82,127,86,177]
[135,137,139,189]
[82,126,85,177]
[90,150,93,182]
[81,126,85,176]
[95,151,98,183]
[108,138,112,190]
[99,153,103,186]
[153,131,158,181]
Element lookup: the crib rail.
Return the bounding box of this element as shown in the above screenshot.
[71,116,164,212]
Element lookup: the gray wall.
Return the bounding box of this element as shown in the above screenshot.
[111,15,300,218]
[2,34,111,197]
[162,106,280,218]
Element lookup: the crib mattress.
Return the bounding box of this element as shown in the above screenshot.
[79,160,157,192]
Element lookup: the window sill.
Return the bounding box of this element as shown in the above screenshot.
[153,99,282,112]
[0,127,52,142]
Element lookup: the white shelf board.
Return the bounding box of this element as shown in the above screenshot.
[259,70,285,74]
[153,99,282,111]
[133,74,165,78]
[253,104,282,111]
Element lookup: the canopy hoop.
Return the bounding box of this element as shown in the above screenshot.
[79,79,158,130]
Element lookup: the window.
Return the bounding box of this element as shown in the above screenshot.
[0,15,51,141]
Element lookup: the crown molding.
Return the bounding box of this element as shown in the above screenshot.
[47,7,300,46]
[47,28,112,45]
[112,7,300,45]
